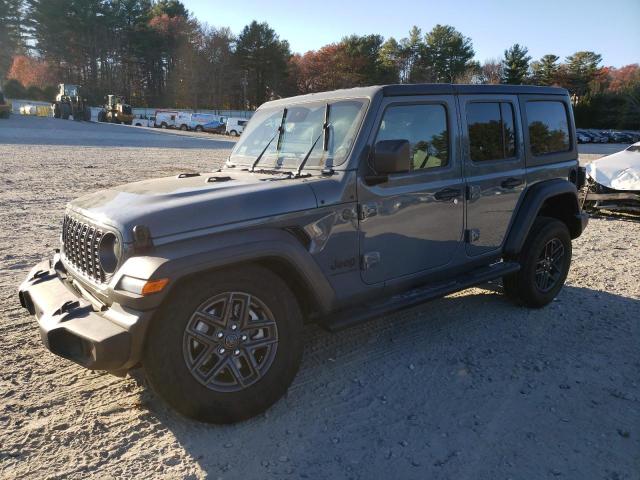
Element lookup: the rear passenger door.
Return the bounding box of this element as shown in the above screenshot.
[459,95,525,257]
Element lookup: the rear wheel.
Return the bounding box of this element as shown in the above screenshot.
[229,129,238,137]
[503,217,572,308]
[53,103,61,119]
[144,265,304,423]
[195,125,203,132]
[180,124,188,131]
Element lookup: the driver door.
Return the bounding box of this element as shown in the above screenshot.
[357,95,464,285]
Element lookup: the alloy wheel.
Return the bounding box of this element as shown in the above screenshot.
[182,292,279,392]
[534,238,565,293]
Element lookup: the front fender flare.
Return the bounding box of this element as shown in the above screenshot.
[115,228,336,315]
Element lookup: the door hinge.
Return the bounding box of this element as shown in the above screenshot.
[465,229,480,243]
[358,203,378,221]
[466,185,481,201]
[361,252,381,270]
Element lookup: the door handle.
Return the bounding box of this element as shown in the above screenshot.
[434,188,461,201]
[501,177,523,189]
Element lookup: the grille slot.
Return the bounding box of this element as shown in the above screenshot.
[62,215,107,283]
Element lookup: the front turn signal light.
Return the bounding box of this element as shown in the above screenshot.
[141,278,170,296]
[119,275,169,296]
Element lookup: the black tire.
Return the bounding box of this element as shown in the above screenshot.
[161,122,167,129]
[503,217,572,308]
[229,129,238,137]
[180,124,188,131]
[61,104,70,120]
[53,103,61,119]
[195,125,203,132]
[143,265,304,423]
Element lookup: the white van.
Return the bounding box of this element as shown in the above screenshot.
[189,113,225,132]
[175,112,192,131]
[154,111,177,129]
[225,117,248,136]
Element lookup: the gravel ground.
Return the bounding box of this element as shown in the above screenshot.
[1,116,639,480]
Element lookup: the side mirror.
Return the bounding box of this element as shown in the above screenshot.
[371,139,411,174]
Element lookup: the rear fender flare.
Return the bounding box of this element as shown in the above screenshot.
[503,179,583,257]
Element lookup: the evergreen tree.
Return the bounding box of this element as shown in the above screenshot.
[531,54,559,85]
[501,44,531,84]
[0,0,26,84]
[235,21,291,108]
[565,51,602,102]
[421,24,475,83]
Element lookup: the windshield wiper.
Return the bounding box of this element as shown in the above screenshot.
[295,104,330,177]
[251,108,288,172]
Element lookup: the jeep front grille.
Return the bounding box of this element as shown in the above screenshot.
[61,215,106,283]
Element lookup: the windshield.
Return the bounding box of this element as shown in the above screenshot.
[64,86,79,96]
[230,99,368,169]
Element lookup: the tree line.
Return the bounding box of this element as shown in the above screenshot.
[1,0,638,128]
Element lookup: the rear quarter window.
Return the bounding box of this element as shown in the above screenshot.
[526,101,570,156]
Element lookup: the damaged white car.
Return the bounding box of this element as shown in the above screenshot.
[584,142,640,212]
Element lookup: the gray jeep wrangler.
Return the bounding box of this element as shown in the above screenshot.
[19,84,588,423]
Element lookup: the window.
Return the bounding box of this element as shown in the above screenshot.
[526,101,570,155]
[376,104,449,170]
[467,102,516,162]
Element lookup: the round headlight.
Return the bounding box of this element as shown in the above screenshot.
[99,232,120,274]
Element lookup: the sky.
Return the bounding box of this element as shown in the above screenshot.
[185,0,639,67]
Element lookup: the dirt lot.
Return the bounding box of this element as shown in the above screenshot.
[1,115,639,479]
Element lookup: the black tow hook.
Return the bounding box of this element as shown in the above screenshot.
[32,269,49,280]
[54,300,80,316]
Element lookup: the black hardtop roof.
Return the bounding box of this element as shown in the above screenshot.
[383,83,568,96]
[262,83,568,109]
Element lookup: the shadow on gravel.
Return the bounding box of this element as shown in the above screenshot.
[131,284,640,479]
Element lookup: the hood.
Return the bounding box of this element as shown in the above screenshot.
[68,170,319,242]
[586,143,640,191]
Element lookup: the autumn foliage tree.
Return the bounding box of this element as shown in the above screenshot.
[7,55,56,88]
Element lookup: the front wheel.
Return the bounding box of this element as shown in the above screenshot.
[195,125,203,132]
[143,265,303,423]
[503,217,572,308]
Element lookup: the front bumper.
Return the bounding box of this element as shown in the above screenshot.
[584,181,640,212]
[18,254,153,372]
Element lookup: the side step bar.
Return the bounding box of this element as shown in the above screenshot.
[321,261,520,332]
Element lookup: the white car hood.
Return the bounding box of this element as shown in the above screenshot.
[586,142,640,191]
